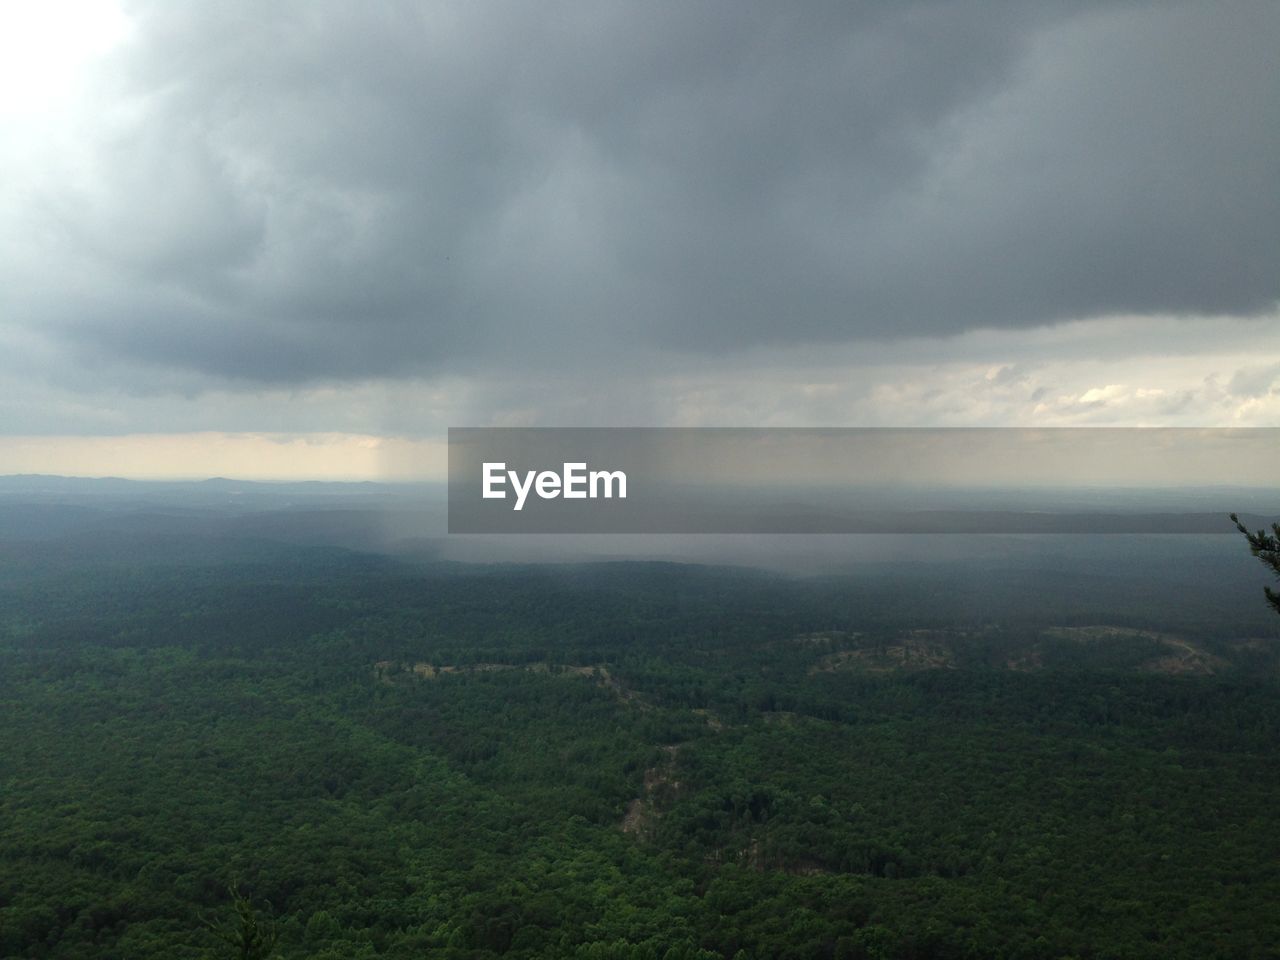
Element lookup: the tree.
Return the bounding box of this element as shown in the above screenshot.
[204,884,280,960]
[1230,513,1280,616]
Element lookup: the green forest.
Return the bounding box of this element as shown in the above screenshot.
[1,532,1278,959]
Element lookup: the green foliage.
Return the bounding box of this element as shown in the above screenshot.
[205,886,278,960]
[1231,512,1280,615]
[0,539,1277,957]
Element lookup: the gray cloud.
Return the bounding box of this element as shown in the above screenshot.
[1228,362,1280,398]
[2,0,1278,393]
[6,314,1279,440]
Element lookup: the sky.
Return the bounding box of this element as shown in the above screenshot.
[0,0,1277,479]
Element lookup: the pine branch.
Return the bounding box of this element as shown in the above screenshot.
[1230,513,1280,616]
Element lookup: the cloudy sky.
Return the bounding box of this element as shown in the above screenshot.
[1,0,1277,478]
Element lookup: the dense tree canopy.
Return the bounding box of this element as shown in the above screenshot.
[0,534,1277,957]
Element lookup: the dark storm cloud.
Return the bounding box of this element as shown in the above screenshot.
[13,0,1280,384]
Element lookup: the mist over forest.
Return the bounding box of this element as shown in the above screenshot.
[2,476,1279,957]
